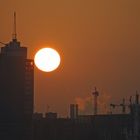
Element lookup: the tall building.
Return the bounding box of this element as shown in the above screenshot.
[0,17,34,139]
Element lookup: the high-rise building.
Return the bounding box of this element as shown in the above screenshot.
[0,27,34,139]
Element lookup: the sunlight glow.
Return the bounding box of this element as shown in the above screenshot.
[34,48,61,72]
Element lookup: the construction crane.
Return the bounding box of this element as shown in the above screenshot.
[110,91,139,114]
[110,98,131,114]
[110,98,126,114]
[92,87,99,115]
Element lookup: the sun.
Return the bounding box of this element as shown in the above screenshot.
[34,48,61,72]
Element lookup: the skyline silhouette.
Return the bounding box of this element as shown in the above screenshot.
[0,33,140,140]
[0,0,140,117]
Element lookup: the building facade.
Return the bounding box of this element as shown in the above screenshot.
[0,38,34,140]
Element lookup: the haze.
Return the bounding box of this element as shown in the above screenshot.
[0,0,140,116]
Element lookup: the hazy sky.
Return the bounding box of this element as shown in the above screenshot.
[0,0,140,116]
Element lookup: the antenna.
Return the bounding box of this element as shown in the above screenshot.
[12,12,17,40]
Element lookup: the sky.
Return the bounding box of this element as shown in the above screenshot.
[0,0,140,117]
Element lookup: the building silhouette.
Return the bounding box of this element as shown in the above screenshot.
[70,104,78,119]
[0,35,34,139]
[33,95,140,140]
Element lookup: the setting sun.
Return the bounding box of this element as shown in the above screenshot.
[34,48,61,72]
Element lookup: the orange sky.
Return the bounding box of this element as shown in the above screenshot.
[0,0,140,116]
